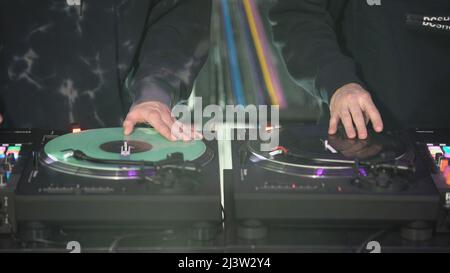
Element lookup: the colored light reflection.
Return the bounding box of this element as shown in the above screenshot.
[128,170,139,177]
[359,168,368,177]
[316,168,325,177]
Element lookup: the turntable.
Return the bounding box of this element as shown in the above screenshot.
[5,128,222,233]
[228,124,441,227]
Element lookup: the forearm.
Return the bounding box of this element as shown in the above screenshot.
[269,0,361,103]
[129,0,212,107]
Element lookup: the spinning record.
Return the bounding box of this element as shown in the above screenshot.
[41,128,212,179]
[247,125,412,178]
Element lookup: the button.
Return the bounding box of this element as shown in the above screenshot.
[444,146,450,158]
[0,146,6,159]
[429,146,443,158]
[6,146,21,160]
[440,159,449,173]
[445,167,450,186]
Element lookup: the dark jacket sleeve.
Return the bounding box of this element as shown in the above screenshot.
[129,0,211,108]
[269,0,363,103]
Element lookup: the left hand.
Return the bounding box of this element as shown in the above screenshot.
[123,101,201,142]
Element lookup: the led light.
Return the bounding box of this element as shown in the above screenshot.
[359,168,368,177]
[72,128,82,133]
[316,168,325,177]
[428,146,443,158]
[444,165,450,178]
[445,167,450,186]
[0,146,6,159]
[440,159,449,173]
[6,146,21,158]
[443,146,450,158]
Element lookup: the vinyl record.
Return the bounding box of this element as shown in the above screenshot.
[41,128,211,179]
[246,125,411,178]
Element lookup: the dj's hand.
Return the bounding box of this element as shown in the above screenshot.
[329,83,384,140]
[123,101,201,142]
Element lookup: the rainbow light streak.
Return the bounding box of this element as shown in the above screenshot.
[243,0,287,108]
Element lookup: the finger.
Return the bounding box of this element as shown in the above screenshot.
[145,113,176,141]
[340,110,356,139]
[193,129,204,140]
[328,113,339,135]
[362,101,384,132]
[171,120,192,141]
[349,104,368,139]
[159,109,178,140]
[180,123,195,142]
[123,116,138,136]
[188,125,203,141]
[171,121,185,141]
[364,111,370,125]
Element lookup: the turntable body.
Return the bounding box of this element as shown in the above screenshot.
[0,128,222,232]
[230,125,442,225]
[1,125,449,246]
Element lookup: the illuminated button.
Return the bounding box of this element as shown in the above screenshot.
[6,146,21,159]
[428,146,443,159]
[0,146,6,159]
[440,159,449,173]
[444,146,450,158]
[445,167,450,185]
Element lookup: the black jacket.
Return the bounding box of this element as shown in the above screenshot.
[0,0,211,129]
[270,0,450,129]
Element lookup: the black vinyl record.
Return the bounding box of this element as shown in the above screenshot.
[246,125,412,178]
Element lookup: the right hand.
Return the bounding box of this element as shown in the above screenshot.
[329,83,384,139]
[123,101,202,142]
